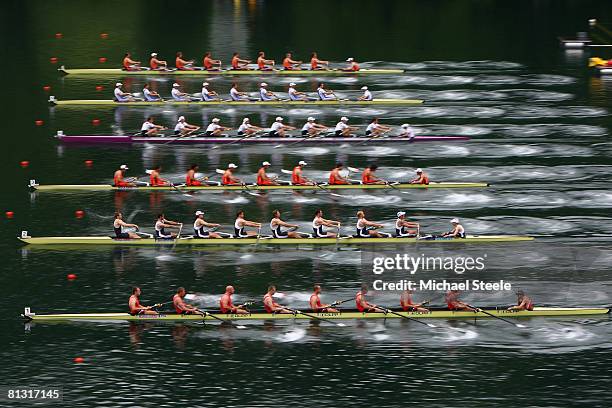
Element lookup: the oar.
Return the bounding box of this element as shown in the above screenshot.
[465,303,528,329]
[162,129,200,145]
[274,129,327,149]
[172,223,184,249]
[195,308,247,329]
[211,129,265,149]
[279,169,343,198]
[376,305,437,328]
[282,306,346,327]
[356,128,393,145]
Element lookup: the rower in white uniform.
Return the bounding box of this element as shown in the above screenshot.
[205,118,231,136]
[200,82,220,101]
[154,213,182,239]
[317,82,337,100]
[193,211,222,239]
[312,209,341,238]
[171,83,194,101]
[365,118,392,136]
[174,116,200,136]
[234,211,262,238]
[141,116,166,136]
[288,83,314,101]
[356,211,390,238]
[114,83,139,102]
[142,84,162,102]
[398,123,415,140]
[114,212,141,239]
[269,117,295,137]
[395,211,419,237]
[237,118,264,136]
[334,117,359,137]
[270,210,301,238]
[301,117,329,136]
[441,218,466,238]
[230,83,251,101]
[358,86,373,101]
[259,82,279,101]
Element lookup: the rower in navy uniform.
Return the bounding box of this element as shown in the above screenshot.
[113,212,141,239]
[395,211,419,238]
[270,210,301,238]
[154,213,182,239]
[316,82,337,101]
[312,209,341,238]
[355,210,390,238]
[441,218,466,238]
[193,210,222,238]
[234,211,262,238]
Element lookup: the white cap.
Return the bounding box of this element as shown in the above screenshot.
[340,116,349,122]
[151,53,157,57]
[416,168,422,173]
[361,86,368,90]
[289,82,296,86]
[307,117,315,122]
[346,57,354,62]
[275,116,283,122]
[195,210,204,216]
[260,82,268,87]
[228,163,238,169]
[401,123,410,128]
[172,83,180,87]
[115,82,122,87]
[451,218,460,224]
[120,164,129,170]
[397,211,406,217]
[178,116,185,121]
[212,118,220,123]
[243,118,250,123]
[298,160,308,166]
[202,82,209,86]
[262,161,271,166]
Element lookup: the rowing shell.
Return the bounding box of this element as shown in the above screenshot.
[22,307,610,322]
[18,235,534,246]
[48,98,423,107]
[55,134,469,144]
[30,182,489,192]
[58,67,405,76]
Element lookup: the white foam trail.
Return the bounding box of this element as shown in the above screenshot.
[277,328,306,342]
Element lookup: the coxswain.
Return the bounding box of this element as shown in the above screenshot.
[222,163,242,186]
[316,82,337,100]
[141,116,166,136]
[173,287,200,314]
[334,117,359,137]
[193,210,222,239]
[154,213,182,239]
[399,123,416,140]
[186,164,208,186]
[175,51,198,70]
[356,210,390,238]
[256,51,275,71]
[292,161,314,186]
[362,164,386,185]
[114,164,136,187]
[312,209,340,238]
[310,285,339,313]
[441,218,466,238]
[220,285,249,314]
[288,82,314,101]
[355,285,385,313]
[310,52,329,70]
[149,52,168,70]
[365,118,392,136]
[114,82,138,102]
[229,83,251,101]
[237,118,264,136]
[171,83,193,102]
[359,86,373,101]
[257,161,279,186]
[329,163,351,185]
[400,290,429,313]
[410,168,430,185]
[203,52,222,71]
[508,290,534,311]
[445,290,475,311]
[270,209,301,238]
[301,117,328,136]
[231,52,251,70]
[174,116,200,136]
[395,211,419,237]
[149,165,170,187]
[122,53,143,71]
[269,117,295,137]
[234,210,262,238]
[129,287,159,315]
[205,118,231,136]
[282,52,302,70]
[114,211,141,239]
[142,84,162,102]
[263,286,291,313]
[200,82,220,101]
[342,57,360,72]
[259,82,279,101]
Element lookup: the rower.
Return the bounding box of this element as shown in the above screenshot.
[269,117,295,137]
[122,52,142,71]
[149,52,168,70]
[234,210,262,238]
[173,287,200,314]
[114,211,141,239]
[445,290,475,311]
[205,118,231,137]
[400,290,429,313]
[316,82,337,100]
[149,165,170,187]
[175,51,198,70]
[290,161,313,186]
[356,210,390,238]
[174,116,200,136]
[359,86,373,101]
[230,83,251,101]
[263,286,291,313]
[310,285,339,313]
[399,123,416,140]
[312,209,340,238]
[362,164,386,185]
[395,211,419,237]
[141,116,166,136]
[329,163,351,185]
[154,213,182,239]
[203,52,222,71]
[231,52,251,70]
[257,161,279,186]
[193,210,222,239]
[200,82,220,101]
[256,51,275,71]
[237,118,264,136]
[186,164,208,186]
[129,287,158,315]
[310,52,329,70]
[222,163,242,186]
[114,82,138,102]
[441,218,466,239]
[259,82,279,101]
[301,117,328,136]
[283,52,302,70]
[508,290,534,311]
[365,118,392,136]
[270,209,301,238]
[143,84,162,102]
[342,57,360,72]
[220,285,249,314]
[114,164,136,187]
[356,285,385,313]
[410,168,430,185]
[334,117,359,137]
[171,83,193,101]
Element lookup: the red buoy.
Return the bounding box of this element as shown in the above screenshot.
[84,160,93,166]
[100,33,108,39]
[98,57,107,63]
[73,357,84,364]
[5,211,14,219]
[42,85,51,92]
[55,33,63,39]
[95,85,104,91]
[50,57,58,64]
[35,120,44,126]
[20,161,29,167]
[75,210,85,219]
[67,273,77,280]
[92,119,101,126]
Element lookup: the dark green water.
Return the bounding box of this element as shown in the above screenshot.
[1,0,612,406]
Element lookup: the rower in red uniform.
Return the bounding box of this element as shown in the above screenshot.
[329,163,351,185]
[310,285,339,313]
[355,285,385,313]
[282,52,302,70]
[129,287,159,315]
[256,51,275,71]
[122,52,142,71]
[342,57,360,72]
[222,163,242,186]
[400,290,429,313]
[310,52,329,70]
[231,52,251,70]
[292,161,314,185]
[362,164,386,185]
[173,287,200,314]
[203,52,222,71]
[507,290,534,311]
[410,168,430,185]
[220,285,249,314]
[114,164,135,187]
[263,286,291,313]
[445,290,476,311]
[257,161,279,186]
[149,52,168,70]
[149,165,170,187]
[175,51,197,70]
[186,164,208,186]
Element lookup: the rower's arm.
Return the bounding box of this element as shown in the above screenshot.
[243,220,262,228]
[277,220,297,228]
[202,221,220,228]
